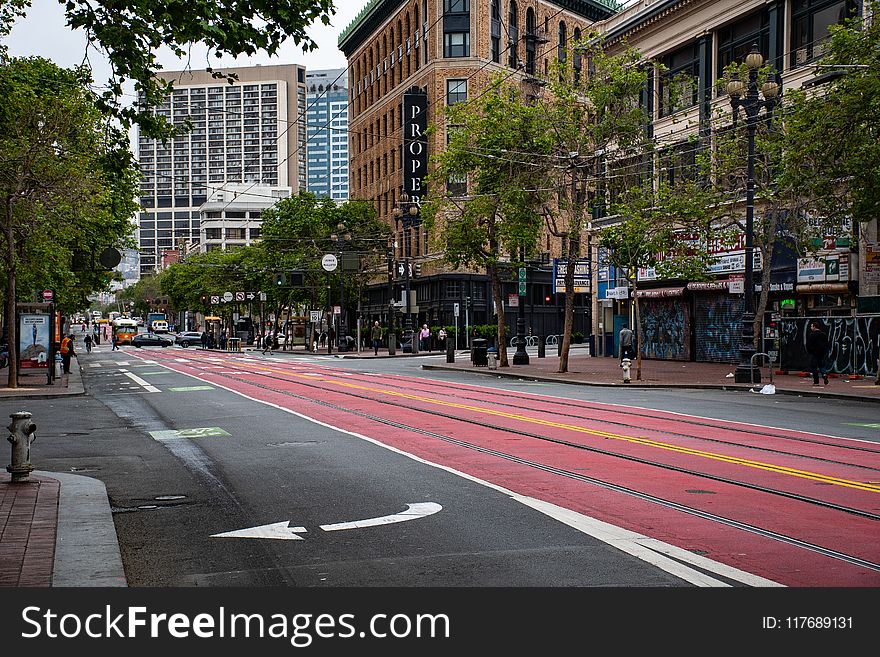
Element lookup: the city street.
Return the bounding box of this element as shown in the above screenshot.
[12,342,879,587]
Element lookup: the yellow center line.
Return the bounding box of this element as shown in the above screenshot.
[204,356,880,494]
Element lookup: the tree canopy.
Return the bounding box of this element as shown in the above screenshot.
[1,1,336,138]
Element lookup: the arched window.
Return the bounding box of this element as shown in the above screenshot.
[573,27,582,82]
[490,0,501,63]
[508,1,519,69]
[558,22,567,63]
[525,7,536,74]
[414,6,420,71]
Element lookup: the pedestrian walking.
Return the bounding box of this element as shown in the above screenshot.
[319,330,327,348]
[83,333,93,353]
[59,334,73,373]
[619,324,635,364]
[371,321,383,355]
[111,333,120,351]
[437,327,447,352]
[805,321,830,386]
[200,331,208,350]
[419,324,431,352]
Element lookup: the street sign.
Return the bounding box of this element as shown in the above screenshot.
[310,311,321,323]
[245,292,256,300]
[454,303,460,317]
[508,294,519,307]
[518,281,527,296]
[322,254,338,272]
[223,291,233,302]
[333,305,341,315]
[41,289,54,302]
[210,296,220,304]
[518,267,526,282]
[235,291,245,302]
[260,292,267,302]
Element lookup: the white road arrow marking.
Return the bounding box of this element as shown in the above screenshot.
[320,502,442,532]
[211,522,307,541]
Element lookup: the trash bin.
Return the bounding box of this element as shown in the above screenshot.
[471,338,488,366]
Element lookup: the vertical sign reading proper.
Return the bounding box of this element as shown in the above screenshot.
[403,87,428,216]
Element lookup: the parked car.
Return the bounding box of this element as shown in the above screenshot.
[131,333,173,348]
[175,331,204,347]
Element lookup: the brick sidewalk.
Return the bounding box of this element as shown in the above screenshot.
[0,474,58,587]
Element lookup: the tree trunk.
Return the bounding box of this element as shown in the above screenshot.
[489,262,509,367]
[5,196,18,388]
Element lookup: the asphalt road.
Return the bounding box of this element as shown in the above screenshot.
[15,345,878,588]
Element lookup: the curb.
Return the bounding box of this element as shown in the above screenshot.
[420,364,880,403]
[34,470,127,587]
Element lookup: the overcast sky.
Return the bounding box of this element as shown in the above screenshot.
[3,0,364,88]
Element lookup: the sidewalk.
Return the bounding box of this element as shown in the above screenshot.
[1,344,877,588]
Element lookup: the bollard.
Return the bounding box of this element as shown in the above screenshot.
[446,339,454,363]
[7,411,37,483]
[388,333,396,356]
[558,337,562,357]
[537,336,545,358]
[621,358,632,384]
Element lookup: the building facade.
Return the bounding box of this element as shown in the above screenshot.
[594,0,877,375]
[198,184,292,252]
[306,69,350,202]
[135,64,308,276]
[339,0,617,340]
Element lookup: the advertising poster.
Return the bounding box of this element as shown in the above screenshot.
[19,314,50,368]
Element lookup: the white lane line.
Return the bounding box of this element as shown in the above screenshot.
[120,370,160,393]
[320,502,442,532]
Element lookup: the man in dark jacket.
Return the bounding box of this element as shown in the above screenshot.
[805,321,829,386]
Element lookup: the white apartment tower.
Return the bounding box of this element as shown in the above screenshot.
[135,64,308,275]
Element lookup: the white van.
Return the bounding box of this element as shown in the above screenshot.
[151,320,169,333]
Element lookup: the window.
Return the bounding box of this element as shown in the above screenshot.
[444,0,468,11]
[508,2,519,69]
[558,22,567,63]
[446,79,467,105]
[717,9,770,82]
[525,8,537,75]
[790,0,858,67]
[659,42,700,117]
[444,32,470,58]
[491,0,501,63]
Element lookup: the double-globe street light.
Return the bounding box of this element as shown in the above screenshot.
[330,222,352,351]
[727,44,779,384]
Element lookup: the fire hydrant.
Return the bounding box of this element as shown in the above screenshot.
[7,412,37,483]
[621,358,632,384]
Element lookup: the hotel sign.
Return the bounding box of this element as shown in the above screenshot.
[403,87,428,222]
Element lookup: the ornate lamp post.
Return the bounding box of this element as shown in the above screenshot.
[392,190,420,352]
[727,44,779,384]
[513,245,529,365]
[330,222,352,351]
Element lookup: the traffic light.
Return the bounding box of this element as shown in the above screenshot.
[466,296,472,310]
[274,273,287,287]
[545,295,552,304]
[413,263,422,278]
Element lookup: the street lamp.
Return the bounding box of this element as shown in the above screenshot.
[330,222,352,351]
[727,44,779,384]
[392,190,421,352]
[513,245,529,365]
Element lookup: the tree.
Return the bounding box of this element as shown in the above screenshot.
[0,57,137,386]
[536,36,653,373]
[424,75,552,366]
[599,177,717,380]
[779,2,880,230]
[2,1,335,138]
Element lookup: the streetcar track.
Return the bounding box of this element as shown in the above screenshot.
[186,364,880,574]
[308,367,880,471]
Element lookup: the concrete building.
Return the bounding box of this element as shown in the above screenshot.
[135,64,308,276]
[198,183,292,252]
[306,69,350,202]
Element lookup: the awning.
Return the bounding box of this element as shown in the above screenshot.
[636,286,686,298]
[795,283,851,294]
[204,316,222,321]
[687,281,729,291]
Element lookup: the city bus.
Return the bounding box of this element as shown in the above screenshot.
[111,318,138,345]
